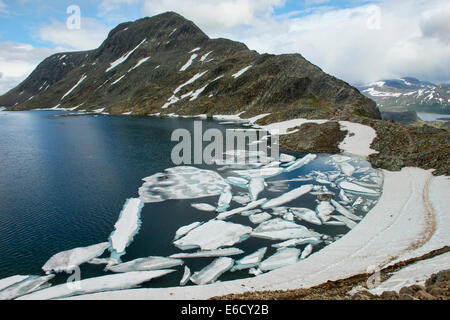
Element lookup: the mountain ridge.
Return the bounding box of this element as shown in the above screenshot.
[0,11,380,120]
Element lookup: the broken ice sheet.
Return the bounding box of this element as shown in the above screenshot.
[251,218,320,241]
[232,248,267,271]
[190,257,234,285]
[106,256,183,273]
[0,275,55,300]
[330,199,362,221]
[260,248,300,272]
[0,275,29,292]
[42,242,109,274]
[173,220,252,250]
[300,244,313,259]
[18,270,175,300]
[139,167,230,203]
[272,237,322,249]
[109,198,144,259]
[191,203,216,212]
[174,221,203,240]
[180,266,191,286]
[249,177,265,200]
[339,181,379,195]
[170,248,243,258]
[262,184,313,209]
[249,212,272,224]
[290,207,322,225]
[285,154,317,172]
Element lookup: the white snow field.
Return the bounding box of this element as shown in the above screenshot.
[65,167,449,300]
[61,74,87,100]
[106,39,147,72]
[42,242,109,274]
[109,198,144,258]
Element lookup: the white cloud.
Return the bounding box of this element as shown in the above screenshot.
[142,0,285,32]
[39,17,109,51]
[202,0,450,84]
[0,42,60,95]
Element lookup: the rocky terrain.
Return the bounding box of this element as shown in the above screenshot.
[0,12,378,120]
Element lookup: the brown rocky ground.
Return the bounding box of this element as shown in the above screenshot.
[213,247,450,300]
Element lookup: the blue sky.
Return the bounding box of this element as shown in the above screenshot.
[0,0,449,94]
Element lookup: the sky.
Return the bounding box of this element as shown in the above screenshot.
[0,0,449,94]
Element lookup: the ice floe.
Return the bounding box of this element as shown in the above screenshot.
[139,167,229,203]
[170,248,243,259]
[19,270,174,300]
[0,275,55,300]
[190,257,234,285]
[272,237,321,249]
[262,185,313,209]
[285,154,317,172]
[300,244,313,259]
[260,248,300,272]
[174,222,202,240]
[339,181,379,195]
[173,220,252,250]
[180,266,191,286]
[249,177,265,200]
[330,199,361,221]
[251,218,320,240]
[231,248,267,271]
[109,198,144,259]
[249,212,272,224]
[316,201,335,222]
[290,208,322,225]
[42,242,109,274]
[217,198,267,220]
[0,275,29,292]
[191,203,216,212]
[106,257,183,273]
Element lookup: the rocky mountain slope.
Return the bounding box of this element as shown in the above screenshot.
[0,12,379,120]
[359,77,450,114]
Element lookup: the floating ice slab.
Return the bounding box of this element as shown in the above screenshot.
[279,154,296,162]
[190,257,234,285]
[300,244,313,259]
[217,187,233,212]
[173,220,252,251]
[316,201,335,222]
[0,275,29,292]
[290,208,322,225]
[191,203,216,212]
[233,168,283,179]
[217,198,267,220]
[339,181,379,195]
[330,199,361,221]
[232,248,267,271]
[251,218,320,240]
[226,176,249,187]
[174,222,202,240]
[339,162,355,176]
[249,177,265,200]
[19,270,174,300]
[109,198,144,258]
[260,248,300,272]
[249,212,272,224]
[285,154,317,172]
[139,167,229,203]
[272,237,321,249]
[0,275,54,300]
[329,215,357,229]
[262,185,313,209]
[180,266,191,286]
[106,257,183,273]
[170,248,243,259]
[42,242,109,274]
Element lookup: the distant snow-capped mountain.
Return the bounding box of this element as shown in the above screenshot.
[358,77,450,113]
